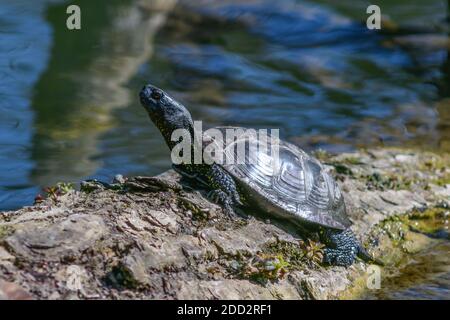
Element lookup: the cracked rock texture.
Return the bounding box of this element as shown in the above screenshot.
[0,148,448,299]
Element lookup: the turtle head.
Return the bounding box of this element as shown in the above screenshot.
[139,84,195,150]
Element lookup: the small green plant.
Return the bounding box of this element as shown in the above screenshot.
[240,253,290,283]
[332,163,353,176]
[364,172,413,191]
[342,157,364,165]
[57,182,75,194]
[0,226,14,240]
[301,239,325,265]
[43,186,60,202]
[313,149,331,161]
[265,239,325,269]
[39,182,75,203]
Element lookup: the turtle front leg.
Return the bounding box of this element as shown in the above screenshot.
[207,189,235,217]
[205,164,242,217]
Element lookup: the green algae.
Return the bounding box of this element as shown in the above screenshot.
[341,206,449,299]
[105,264,140,289]
[0,226,14,240]
[323,148,449,192]
[371,207,447,259]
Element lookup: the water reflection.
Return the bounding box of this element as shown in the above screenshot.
[30,0,177,186]
[0,0,55,209]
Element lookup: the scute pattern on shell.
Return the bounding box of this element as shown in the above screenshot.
[213,127,351,230]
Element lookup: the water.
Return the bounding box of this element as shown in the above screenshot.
[0,0,448,299]
[364,241,450,299]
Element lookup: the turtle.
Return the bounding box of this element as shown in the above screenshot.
[139,84,378,267]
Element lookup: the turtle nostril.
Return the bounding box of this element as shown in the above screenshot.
[140,86,151,100]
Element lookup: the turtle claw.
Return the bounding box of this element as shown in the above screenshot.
[320,228,379,267]
[323,247,357,267]
[207,189,238,218]
[223,204,237,218]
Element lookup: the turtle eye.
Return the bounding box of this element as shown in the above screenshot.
[151,90,162,100]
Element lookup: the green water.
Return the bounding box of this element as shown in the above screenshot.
[0,0,448,299]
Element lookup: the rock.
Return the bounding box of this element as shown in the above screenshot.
[0,280,33,300]
[5,214,107,262]
[0,246,14,262]
[202,222,281,256]
[402,232,433,254]
[0,148,448,299]
[175,279,278,299]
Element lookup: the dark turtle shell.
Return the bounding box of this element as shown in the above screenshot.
[205,127,351,230]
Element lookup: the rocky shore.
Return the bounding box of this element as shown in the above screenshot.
[0,148,448,299]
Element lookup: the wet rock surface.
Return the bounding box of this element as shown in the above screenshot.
[0,148,448,299]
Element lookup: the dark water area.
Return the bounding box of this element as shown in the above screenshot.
[0,0,449,299]
[364,241,450,299]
